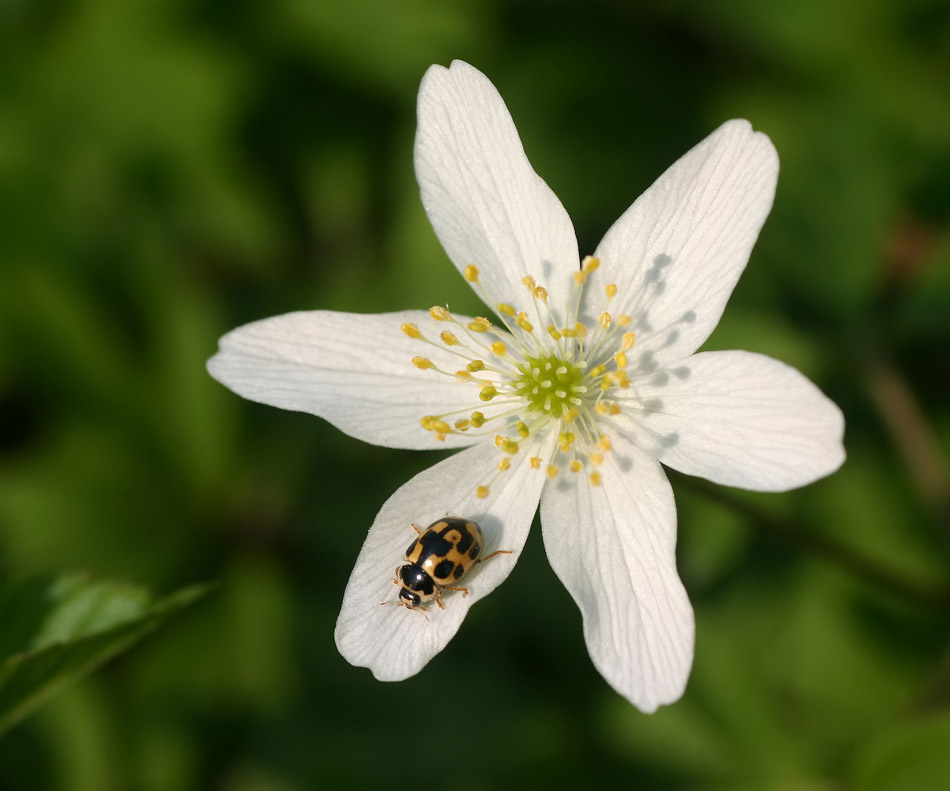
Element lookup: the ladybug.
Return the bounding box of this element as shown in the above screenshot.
[385,517,510,612]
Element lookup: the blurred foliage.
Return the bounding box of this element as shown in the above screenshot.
[0,575,208,736]
[0,0,948,788]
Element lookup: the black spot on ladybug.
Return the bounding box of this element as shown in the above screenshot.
[452,564,465,580]
[434,559,455,579]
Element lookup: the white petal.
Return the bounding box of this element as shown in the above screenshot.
[207,310,502,450]
[587,120,778,371]
[616,350,846,491]
[540,436,694,712]
[335,431,554,680]
[415,60,579,317]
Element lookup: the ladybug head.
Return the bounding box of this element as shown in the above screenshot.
[398,587,422,609]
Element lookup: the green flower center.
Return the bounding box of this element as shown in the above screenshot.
[514,354,588,419]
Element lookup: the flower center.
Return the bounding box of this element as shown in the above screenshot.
[402,256,635,499]
[513,354,587,419]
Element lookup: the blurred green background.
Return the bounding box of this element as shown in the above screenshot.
[1,0,949,788]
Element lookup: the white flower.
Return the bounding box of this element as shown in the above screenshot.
[207,60,845,712]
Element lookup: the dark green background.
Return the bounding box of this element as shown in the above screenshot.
[1,0,949,788]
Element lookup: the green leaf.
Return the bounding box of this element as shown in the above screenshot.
[0,574,210,736]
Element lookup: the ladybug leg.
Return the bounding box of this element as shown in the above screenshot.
[477,550,512,564]
[441,585,470,598]
[411,523,424,535]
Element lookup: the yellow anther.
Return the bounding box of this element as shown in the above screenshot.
[615,371,630,389]
[570,460,583,473]
[600,379,611,391]
[573,271,588,286]
[468,317,491,333]
[471,411,486,427]
[617,314,632,327]
[497,302,516,317]
[440,331,460,346]
[479,386,498,401]
[454,370,472,380]
[494,435,506,447]
[589,472,602,487]
[501,440,520,455]
[561,327,577,338]
[598,435,612,452]
[530,457,541,469]
[622,332,636,351]
[590,452,604,466]
[590,364,607,378]
[581,255,600,272]
[559,432,575,446]
[595,403,608,416]
[575,323,588,339]
[546,465,559,479]
[420,415,436,430]
[605,283,618,299]
[435,433,447,442]
[401,322,422,339]
[476,485,489,499]
[599,312,612,329]
[609,403,622,415]
[564,407,581,423]
[455,419,471,430]
[491,341,507,355]
[433,420,452,434]
[522,275,536,291]
[497,457,511,472]
[533,286,548,303]
[546,325,562,341]
[516,312,534,332]
[614,351,628,369]
[430,306,451,321]
[464,264,480,282]
[412,356,433,370]
[467,359,486,372]
[516,421,530,438]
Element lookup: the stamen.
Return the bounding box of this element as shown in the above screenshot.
[471,412,486,427]
[401,322,423,339]
[570,460,582,473]
[516,312,534,332]
[468,317,491,333]
[530,457,541,469]
[606,283,618,299]
[430,306,451,321]
[547,325,562,341]
[476,485,489,498]
[533,286,548,303]
[412,356,433,370]
[589,472,602,486]
[497,303,516,317]
[479,386,498,401]
[516,421,530,438]
[464,264,480,282]
[599,312,611,329]
[440,331,460,346]
[622,332,636,350]
[617,314,631,327]
[522,275,536,291]
[467,360,486,372]
[546,465,559,479]
[497,457,511,472]
[491,341,507,356]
